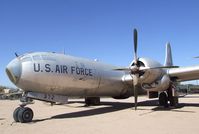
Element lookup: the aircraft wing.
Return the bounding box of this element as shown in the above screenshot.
[168,65,199,82]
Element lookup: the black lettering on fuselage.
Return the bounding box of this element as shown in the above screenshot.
[76,67,80,75]
[45,64,51,72]
[84,68,92,76]
[89,69,92,76]
[55,65,60,73]
[34,63,92,76]
[62,65,68,73]
[80,68,84,75]
[34,63,40,72]
[71,66,75,74]
[55,65,68,73]
[85,68,89,76]
[70,66,93,76]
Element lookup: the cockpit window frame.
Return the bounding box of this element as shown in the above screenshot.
[32,55,42,61]
[20,56,32,62]
[41,54,56,61]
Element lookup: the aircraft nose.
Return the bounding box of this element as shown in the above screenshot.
[6,58,22,84]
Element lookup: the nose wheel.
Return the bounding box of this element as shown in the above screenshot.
[13,92,34,123]
[13,107,34,123]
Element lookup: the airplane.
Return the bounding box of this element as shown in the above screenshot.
[5,29,199,123]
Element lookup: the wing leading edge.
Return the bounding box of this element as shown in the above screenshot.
[168,66,199,82]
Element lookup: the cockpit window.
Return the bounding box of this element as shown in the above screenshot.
[41,55,56,61]
[33,55,42,61]
[21,56,32,62]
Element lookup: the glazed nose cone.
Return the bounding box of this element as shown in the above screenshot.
[6,58,22,84]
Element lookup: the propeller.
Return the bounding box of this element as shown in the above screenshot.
[112,29,141,110]
[114,28,179,110]
[115,28,147,110]
[132,29,139,110]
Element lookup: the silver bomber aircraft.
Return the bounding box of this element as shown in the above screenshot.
[6,29,199,123]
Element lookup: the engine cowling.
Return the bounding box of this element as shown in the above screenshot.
[130,57,165,84]
[141,75,170,92]
[122,57,170,92]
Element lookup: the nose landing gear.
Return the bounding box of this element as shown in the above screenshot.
[13,107,33,123]
[13,93,34,123]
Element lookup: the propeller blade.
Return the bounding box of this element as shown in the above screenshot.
[113,66,138,71]
[134,84,138,110]
[154,65,179,69]
[113,65,179,72]
[133,74,139,110]
[113,67,130,71]
[139,65,179,71]
[134,29,138,64]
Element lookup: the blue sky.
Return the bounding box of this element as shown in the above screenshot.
[1,0,199,87]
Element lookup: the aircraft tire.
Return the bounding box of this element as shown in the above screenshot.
[18,107,33,123]
[159,92,169,108]
[13,107,22,122]
[169,96,179,107]
[167,86,179,107]
[85,97,100,106]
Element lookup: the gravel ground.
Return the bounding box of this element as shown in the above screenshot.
[1,95,199,134]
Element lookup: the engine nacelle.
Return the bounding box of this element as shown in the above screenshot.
[130,58,166,84]
[141,75,170,92]
[122,57,170,92]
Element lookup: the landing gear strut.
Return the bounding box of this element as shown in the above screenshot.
[159,84,179,108]
[167,85,179,107]
[13,93,34,123]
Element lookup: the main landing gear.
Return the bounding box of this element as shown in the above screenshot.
[159,85,178,108]
[85,97,100,106]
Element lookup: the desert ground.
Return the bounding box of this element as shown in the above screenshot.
[1,95,199,134]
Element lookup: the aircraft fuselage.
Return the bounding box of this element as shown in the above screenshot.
[6,52,134,98]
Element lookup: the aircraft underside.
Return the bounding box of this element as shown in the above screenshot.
[12,83,178,123]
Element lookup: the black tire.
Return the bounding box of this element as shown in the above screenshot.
[13,107,22,122]
[167,87,179,107]
[169,97,179,107]
[85,97,100,106]
[159,92,169,108]
[18,107,33,123]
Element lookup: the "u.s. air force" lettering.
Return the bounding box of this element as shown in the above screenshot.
[33,63,93,76]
